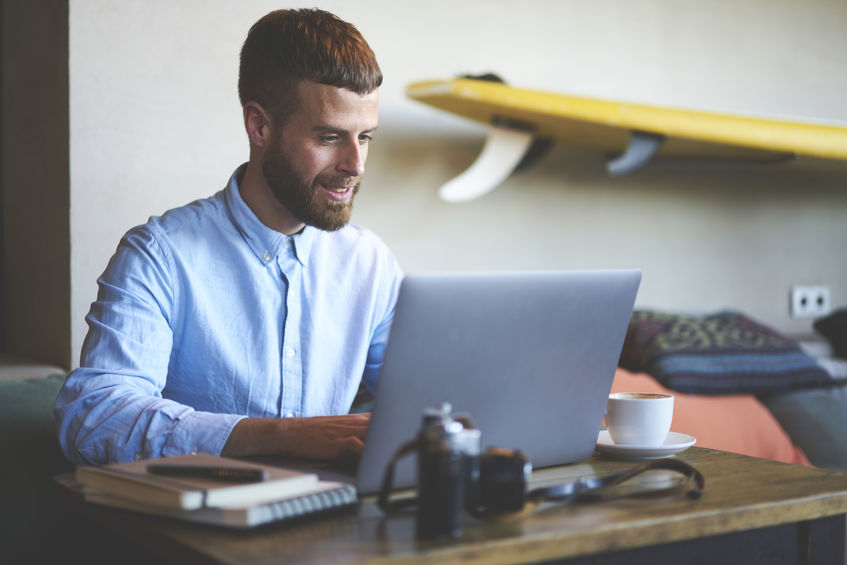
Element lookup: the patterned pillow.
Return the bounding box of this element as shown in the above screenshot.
[619,310,833,395]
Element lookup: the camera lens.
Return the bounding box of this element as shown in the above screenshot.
[471,448,530,515]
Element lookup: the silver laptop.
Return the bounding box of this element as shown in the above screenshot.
[355,269,641,495]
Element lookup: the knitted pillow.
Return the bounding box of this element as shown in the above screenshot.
[620,310,833,395]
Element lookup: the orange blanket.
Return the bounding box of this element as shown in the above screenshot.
[611,368,810,466]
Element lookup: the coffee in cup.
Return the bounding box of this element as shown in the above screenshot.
[605,392,674,446]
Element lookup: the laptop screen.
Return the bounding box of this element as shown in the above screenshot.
[356,269,641,495]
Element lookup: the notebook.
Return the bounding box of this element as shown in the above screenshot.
[77,478,357,529]
[74,453,319,510]
[356,269,641,495]
[70,453,358,528]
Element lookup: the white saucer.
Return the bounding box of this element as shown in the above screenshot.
[595,430,696,460]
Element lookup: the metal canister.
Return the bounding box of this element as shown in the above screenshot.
[415,403,481,540]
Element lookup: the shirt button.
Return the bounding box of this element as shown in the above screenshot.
[285,348,296,358]
[285,412,294,418]
[283,241,291,250]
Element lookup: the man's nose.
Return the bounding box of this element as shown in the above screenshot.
[338,142,366,177]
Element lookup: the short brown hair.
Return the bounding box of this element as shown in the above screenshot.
[238,8,382,124]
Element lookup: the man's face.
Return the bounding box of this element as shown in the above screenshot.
[262,81,379,232]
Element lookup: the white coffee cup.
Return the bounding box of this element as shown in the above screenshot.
[605,392,674,446]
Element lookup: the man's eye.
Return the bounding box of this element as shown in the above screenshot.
[359,134,373,144]
[320,135,340,143]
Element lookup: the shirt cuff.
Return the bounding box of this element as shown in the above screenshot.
[162,410,246,457]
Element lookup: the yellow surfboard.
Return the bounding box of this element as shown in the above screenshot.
[406,77,847,201]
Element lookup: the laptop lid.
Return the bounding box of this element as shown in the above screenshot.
[356,269,641,495]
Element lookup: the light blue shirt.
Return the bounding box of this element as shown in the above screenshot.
[55,165,403,465]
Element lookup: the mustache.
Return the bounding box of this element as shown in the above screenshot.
[318,175,360,187]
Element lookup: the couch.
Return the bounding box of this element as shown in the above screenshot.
[617,309,847,471]
[0,357,74,561]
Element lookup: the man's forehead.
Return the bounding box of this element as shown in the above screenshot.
[292,81,379,128]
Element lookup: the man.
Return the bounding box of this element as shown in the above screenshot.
[55,8,403,465]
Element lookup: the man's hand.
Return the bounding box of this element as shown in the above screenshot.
[221,413,371,460]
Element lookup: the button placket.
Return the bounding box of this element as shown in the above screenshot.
[278,240,303,418]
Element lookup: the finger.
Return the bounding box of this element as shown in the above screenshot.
[339,436,365,456]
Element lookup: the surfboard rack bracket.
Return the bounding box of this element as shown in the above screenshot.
[489,116,552,173]
[607,130,666,176]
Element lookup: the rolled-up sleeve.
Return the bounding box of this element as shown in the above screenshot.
[54,226,243,465]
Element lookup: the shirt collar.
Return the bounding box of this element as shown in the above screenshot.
[224,164,316,266]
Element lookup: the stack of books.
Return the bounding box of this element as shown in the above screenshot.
[73,453,358,529]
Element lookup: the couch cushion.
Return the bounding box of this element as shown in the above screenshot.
[0,373,74,558]
[0,353,65,382]
[758,383,847,471]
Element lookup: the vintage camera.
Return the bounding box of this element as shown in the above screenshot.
[378,403,532,540]
[378,405,707,541]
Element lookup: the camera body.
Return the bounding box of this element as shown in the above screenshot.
[415,404,531,540]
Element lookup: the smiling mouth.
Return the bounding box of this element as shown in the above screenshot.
[320,178,359,201]
[321,184,354,202]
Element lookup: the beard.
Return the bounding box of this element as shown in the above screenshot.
[262,139,360,232]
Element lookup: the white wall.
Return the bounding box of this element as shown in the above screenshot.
[70,0,847,365]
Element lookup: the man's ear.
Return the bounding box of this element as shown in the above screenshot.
[243,101,272,148]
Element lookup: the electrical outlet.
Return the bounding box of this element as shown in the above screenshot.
[790,285,831,318]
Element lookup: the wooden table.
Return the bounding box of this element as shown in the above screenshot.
[61,447,847,565]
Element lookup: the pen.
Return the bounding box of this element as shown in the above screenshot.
[147,464,269,483]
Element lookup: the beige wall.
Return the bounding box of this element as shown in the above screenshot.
[66,0,847,367]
